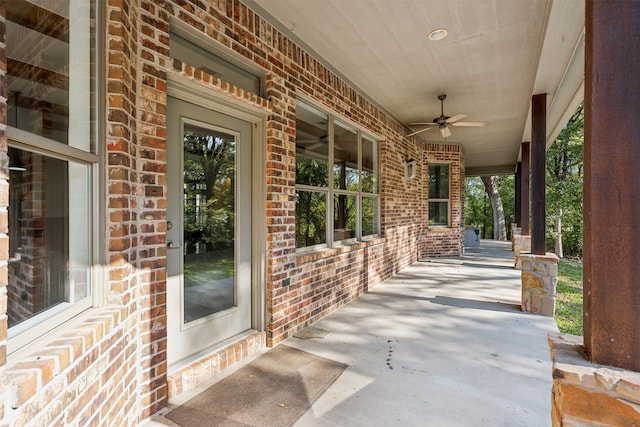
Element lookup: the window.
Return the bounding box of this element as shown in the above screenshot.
[170,31,264,96]
[428,164,450,226]
[295,100,379,250]
[6,0,97,350]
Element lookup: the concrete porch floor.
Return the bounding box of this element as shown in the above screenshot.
[148,239,558,426]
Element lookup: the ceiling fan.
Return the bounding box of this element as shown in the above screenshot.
[408,94,486,138]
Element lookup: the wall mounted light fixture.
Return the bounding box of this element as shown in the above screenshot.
[405,159,416,181]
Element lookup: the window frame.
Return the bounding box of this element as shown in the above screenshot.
[428,163,451,227]
[5,0,103,355]
[295,99,380,252]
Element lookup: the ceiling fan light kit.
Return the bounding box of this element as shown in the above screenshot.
[408,94,486,138]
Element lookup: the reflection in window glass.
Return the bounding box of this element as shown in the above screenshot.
[429,164,449,199]
[333,121,358,191]
[334,194,356,241]
[5,0,95,152]
[295,100,380,249]
[429,202,449,226]
[296,157,328,188]
[362,196,378,237]
[182,124,236,322]
[8,147,91,328]
[296,103,328,186]
[6,1,97,344]
[295,190,327,247]
[362,136,378,193]
[428,164,450,226]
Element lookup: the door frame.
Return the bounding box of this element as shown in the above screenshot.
[166,72,267,339]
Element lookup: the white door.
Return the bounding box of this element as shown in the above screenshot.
[167,96,252,364]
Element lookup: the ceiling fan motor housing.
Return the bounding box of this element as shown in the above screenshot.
[435,94,449,126]
[435,115,450,127]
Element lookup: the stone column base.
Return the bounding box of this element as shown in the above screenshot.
[513,234,531,269]
[549,333,640,426]
[520,252,558,316]
[511,223,521,251]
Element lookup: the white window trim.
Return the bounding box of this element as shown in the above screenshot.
[295,98,381,253]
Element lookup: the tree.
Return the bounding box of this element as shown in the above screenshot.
[546,104,584,257]
[183,131,236,252]
[481,176,507,240]
[465,176,514,240]
[465,177,491,238]
[464,104,583,253]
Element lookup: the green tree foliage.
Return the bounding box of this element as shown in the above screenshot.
[464,104,584,257]
[295,157,328,247]
[546,104,584,257]
[183,131,236,253]
[465,175,515,239]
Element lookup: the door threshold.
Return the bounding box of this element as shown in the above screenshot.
[167,330,266,400]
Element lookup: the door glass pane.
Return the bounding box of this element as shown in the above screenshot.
[183,124,236,323]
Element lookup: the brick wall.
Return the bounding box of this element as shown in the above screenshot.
[0,0,468,424]
[420,144,465,258]
[0,5,9,424]
[145,2,463,347]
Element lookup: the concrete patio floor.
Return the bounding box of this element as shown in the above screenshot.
[148,239,559,426]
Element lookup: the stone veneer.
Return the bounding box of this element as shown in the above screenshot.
[549,333,640,426]
[520,252,558,316]
[513,233,531,269]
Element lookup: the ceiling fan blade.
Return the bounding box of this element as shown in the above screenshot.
[446,114,467,123]
[408,127,434,137]
[441,126,451,138]
[452,121,486,127]
[409,122,437,126]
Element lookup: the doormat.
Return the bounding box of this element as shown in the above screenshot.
[164,345,347,427]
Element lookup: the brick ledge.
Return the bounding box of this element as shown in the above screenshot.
[167,331,266,400]
[5,306,128,410]
[296,237,386,264]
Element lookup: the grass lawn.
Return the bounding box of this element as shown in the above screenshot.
[554,258,584,336]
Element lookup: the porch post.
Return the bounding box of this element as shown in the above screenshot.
[520,94,557,315]
[519,142,530,235]
[513,144,531,267]
[530,94,546,255]
[514,162,521,226]
[549,5,640,425]
[583,0,640,371]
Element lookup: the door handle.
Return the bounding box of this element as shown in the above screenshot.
[167,240,182,249]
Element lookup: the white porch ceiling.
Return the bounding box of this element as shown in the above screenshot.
[247,0,585,176]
